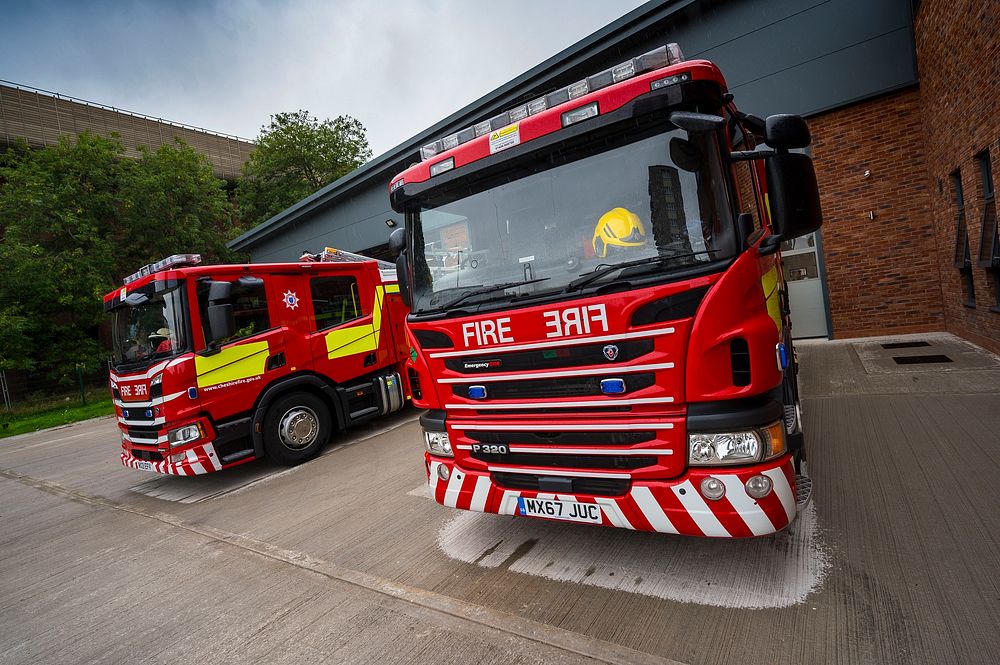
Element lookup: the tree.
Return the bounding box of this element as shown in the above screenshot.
[236,110,372,229]
[0,133,236,379]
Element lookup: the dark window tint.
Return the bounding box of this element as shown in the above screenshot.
[976,150,994,199]
[197,277,270,345]
[231,279,270,340]
[311,276,362,330]
[951,170,964,208]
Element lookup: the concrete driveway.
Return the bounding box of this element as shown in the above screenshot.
[1,332,998,664]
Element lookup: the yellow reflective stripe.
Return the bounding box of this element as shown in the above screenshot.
[761,265,781,331]
[326,324,378,359]
[326,285,388,360]
[195,340,269,388]
[384,284,400,294]
[372,286,384,348]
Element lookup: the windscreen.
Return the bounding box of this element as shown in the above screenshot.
[407,127,737,314]
[111,282,189,371]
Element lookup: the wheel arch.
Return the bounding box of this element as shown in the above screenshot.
[250,373,344,459]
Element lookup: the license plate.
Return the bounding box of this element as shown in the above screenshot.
[516,496,602,524]
[134,460,155,472]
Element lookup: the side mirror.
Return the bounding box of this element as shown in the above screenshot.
[765,114,811,150]
[124,292,149,307]
[206,281,235,347]
[670,111,725,134]
[389,227,406,258]
[765,152,823,243]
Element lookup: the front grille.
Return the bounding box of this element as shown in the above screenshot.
[472,451,656,470]
[120,407,156,423]
[477,405,632,415]
[492,472,629,497]
[453,373,655,399]
[445,339,654,374]
[408,367,422,400]
[467,430,655,446]
[126,426,159,443]
[130,448,163,462]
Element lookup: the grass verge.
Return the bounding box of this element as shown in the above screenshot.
[1,392,114,439]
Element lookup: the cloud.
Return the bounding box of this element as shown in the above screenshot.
[1,0,646,155]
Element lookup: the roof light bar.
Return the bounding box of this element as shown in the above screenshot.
[418,43,685,161]
[123,254,202,284]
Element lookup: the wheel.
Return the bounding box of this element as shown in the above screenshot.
[262,391,332,465]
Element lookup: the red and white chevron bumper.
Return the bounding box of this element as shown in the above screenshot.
[426,455,798,537]
[120,442,223,476]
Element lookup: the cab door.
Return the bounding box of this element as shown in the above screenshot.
[193,274,289,420]
[306,267,379,383]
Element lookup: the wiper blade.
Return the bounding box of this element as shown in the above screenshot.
[566,250,718,292]
[433,278,550,311]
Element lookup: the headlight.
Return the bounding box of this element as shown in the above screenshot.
[688,421,786,466]
[167,423,204,448]
[150,373,163,388]
[424,430,453,457]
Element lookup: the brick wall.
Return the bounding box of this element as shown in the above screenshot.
[809,87,945,339]
[914,0,1000,354]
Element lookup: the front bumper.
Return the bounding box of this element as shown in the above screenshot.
[426,454,798,538]
[121,442,222,476]
[120,442,223,476]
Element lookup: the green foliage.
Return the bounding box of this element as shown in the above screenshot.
[236,110,372,229]
[0,132,236,379]
[0,391,114,439]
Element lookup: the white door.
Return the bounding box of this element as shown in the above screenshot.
[781,233,829,339]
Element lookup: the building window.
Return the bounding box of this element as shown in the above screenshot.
[952,170,976,307]
[974,150,999,311]
[311,276,362,331]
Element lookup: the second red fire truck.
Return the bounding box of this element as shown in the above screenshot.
[388,44,822,537]
[104,248,409,475]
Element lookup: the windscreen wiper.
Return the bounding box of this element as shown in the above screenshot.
[432,277,551,311]
[566,250,718,292]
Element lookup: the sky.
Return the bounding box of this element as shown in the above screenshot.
[1,0,649,156]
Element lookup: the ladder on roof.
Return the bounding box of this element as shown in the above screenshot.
[311,247,394,271]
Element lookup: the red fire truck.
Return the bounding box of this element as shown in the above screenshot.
[104,248,409,475]
[388,44,822,537]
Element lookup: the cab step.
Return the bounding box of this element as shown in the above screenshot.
[795,473,813,511]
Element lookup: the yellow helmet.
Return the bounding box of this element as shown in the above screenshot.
[592,207,646,258]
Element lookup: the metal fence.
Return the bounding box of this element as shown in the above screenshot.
[0,366,109,412]
[0,80,256,181]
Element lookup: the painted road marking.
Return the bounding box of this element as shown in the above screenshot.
[436,503,828,609]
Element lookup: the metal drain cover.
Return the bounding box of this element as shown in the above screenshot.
[892,354,953,365]
[881,340,931,349]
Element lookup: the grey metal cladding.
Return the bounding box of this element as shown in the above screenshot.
[624,0,916,116]
[250,186,401,263]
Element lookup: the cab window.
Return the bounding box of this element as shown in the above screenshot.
[196,277,270,345]
[311,276,362,331]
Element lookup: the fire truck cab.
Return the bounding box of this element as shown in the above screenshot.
[388,44,822,537]
[104,249,408,475]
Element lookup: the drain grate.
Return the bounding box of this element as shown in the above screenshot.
[881,341,931,350]
[892,355,952,365]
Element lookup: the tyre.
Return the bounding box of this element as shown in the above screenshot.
[261,391,332,465]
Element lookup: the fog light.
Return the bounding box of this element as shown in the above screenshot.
[700,476,726,501]
[437,464,451,482]
[170,452,186,464]
[745,474,773,499]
